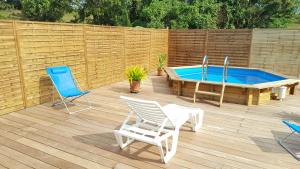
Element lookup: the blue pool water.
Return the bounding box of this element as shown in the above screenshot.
[174,66,286,85]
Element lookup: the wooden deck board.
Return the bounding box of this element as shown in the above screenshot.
[0,75,300,169]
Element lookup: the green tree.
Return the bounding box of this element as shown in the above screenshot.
[0,0,13,10]
[78,0,132,26]
[21,0,71,21]
[218,0,300,28]
[129,0,151,26]
[140,0,170,28]
[141,0,219,29]
[6,0,22,9]
[179,0,220,29]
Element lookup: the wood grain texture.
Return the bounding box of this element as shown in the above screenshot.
[250,29,300,77]
[168,29,252,67]
[0,21,24,115]
[15,21,87,107]
[0,75,299,169]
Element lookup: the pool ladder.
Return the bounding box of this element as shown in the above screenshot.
[193,56,229,106]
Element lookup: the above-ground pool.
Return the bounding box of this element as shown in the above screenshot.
[165,65,299,105]
[174,66,286,85]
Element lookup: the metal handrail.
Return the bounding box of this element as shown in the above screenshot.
[223,56,229,82]
[202,55,208,81]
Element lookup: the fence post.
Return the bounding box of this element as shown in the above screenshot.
[148,29,152,71]
[166,27,169,67]
[123,28,127,69]
[204,30,209,55]
[248,29,254,67]
[12,20,27,108]
[82,24,90,89]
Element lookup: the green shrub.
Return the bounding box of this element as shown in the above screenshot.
[21,0,71,21]
[0,1,13,10]
[125,66,147,82]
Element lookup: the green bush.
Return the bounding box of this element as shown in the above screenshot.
[0,1,13,10]
[21,0,71,21]
[125,66,147,82]
[77,0,131,26]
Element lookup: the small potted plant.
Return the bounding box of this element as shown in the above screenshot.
[157,54,167,76]
[125,66,147,93]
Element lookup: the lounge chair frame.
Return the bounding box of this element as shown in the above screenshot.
[114,96,203,163]
[277,120,300,160]
[47,66,92,114]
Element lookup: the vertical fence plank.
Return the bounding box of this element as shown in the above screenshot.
[204,30,208,55]
[247,29,254,67]
[123,27,127,69]
[13,21,27,108]
[148,30,152,71]
[82,24,90,89]
[0,21,24,114]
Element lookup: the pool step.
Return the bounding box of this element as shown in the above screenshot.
[194,91,221,96]
[193,82,226,107]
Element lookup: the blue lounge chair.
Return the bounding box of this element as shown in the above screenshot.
[46,66,91,114]
[278,120,300,160]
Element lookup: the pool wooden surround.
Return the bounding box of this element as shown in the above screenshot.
[164,65,299,105]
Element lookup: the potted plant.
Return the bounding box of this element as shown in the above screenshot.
[125,66,147,93]
[157,54,167,76]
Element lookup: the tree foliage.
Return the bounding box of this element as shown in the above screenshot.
[218,0,300,28]
[0,0,13,10]
[6,0,22,9]
[1,0,299,28]
[20,0,71,21]
[140,0,220,28]
[77,0,132,26]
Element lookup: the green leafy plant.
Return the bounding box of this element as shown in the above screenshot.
[21,0,72,21]
[157,54,167,69]
[125,66,147,82]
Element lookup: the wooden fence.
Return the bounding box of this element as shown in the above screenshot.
[168,29,252,67]
[168,29,300,77]
[1,20,300,115]
[249,29,300,77]
[0,20,168,115]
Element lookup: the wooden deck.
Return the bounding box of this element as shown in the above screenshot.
[0,75,300,169]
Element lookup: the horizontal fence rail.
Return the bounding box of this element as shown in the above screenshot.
[0,20,299,115]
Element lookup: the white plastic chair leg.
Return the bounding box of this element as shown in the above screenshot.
[158,129,179,163]
[114,131,135,149]
[190,111,204,132]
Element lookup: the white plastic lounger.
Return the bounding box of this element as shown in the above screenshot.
[114,96,204,163]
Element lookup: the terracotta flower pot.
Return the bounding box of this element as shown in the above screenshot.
[157,68,163,76]
[129,80,141,93]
